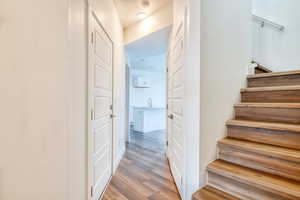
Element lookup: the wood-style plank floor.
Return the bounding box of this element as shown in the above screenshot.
[102,130,181,200]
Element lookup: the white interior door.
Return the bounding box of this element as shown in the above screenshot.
[167,21,185,196]
[88,11,113,200]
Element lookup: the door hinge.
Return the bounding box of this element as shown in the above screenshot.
[91,32,94,44]
[110,105,113,110]
[166,141,169,146]
[166,68,169,73]
[91,186,94,197]
[166,104,168,109]
[91,109,94,120]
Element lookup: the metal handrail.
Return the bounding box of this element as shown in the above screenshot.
[253,15,285,31]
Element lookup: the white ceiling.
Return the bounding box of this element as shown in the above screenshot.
[114,0,172,27]
[126,27,171,72]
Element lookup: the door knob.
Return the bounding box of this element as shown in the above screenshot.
[168,114,174,119]
[110,114,116,118]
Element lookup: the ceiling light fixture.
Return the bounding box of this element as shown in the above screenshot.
[136,12,147,19]
[141,0,150,8]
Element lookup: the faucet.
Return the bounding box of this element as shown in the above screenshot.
[147,97,152,108]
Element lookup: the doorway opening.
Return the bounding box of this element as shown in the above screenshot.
[125,27,171,153]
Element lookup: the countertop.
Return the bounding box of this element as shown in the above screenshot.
[132,107,166,111]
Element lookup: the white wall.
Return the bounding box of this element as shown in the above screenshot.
[253,0,300,72]
[124,4,173,44]
[0,0,69,199]
[0,0,125,199]
[67,0,87,200]
[199,0,252,187]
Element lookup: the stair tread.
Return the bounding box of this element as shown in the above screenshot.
[208,160,300,198]
[219,138,300,163]
[248,70,300,79]
[241,85,300,92]
[235,103,300,109]
[193,186,240,200]
[227,119,300,132]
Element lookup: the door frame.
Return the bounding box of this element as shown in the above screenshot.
[182,3,200,199]
[124,51,169,145]
[166,3,200,200]
[125,63,130,143]
[87,5,115,200]
[166,50,171,158]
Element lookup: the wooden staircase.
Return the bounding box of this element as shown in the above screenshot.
[193,70,300,200]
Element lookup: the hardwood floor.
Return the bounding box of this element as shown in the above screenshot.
[102,130,181,200]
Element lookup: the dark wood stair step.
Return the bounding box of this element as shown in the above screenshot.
[218,138,300,181]
[226,119,300,150]
[248,70,300,88]
[192,186,240,200]
[227,119,300,132]
[207,160,300,200]
[235,103,300,124]
[241,85,300,103]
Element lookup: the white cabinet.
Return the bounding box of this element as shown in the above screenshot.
[133,107,166,133]
[132,76,151,88]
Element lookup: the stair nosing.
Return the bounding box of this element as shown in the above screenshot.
[226,119,300,132]
[234,103,300,109]
[241,85,300,92]
[208,160,300,198]
[218,138,300,163]
[193,186,240,200]
[247,70,300,79]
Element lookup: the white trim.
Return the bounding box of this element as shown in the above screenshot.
[115,146,125,172]
[182,1,200,200]
[166,50,170,157]
[167,2,201,199]
[87,7,93,200]
[125,64,130,143]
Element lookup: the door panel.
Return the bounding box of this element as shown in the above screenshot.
[94,125,110,153]
[95,64,111,90]
[94,97,111,119]
[89,13,113,200]
[167,20,185,196]
[95,30,112,66]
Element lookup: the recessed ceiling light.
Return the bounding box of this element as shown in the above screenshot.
[137,12,147,19]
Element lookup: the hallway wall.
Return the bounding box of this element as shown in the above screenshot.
[67,0,87,200]
[199,0,252,188]
[0,0,125,200]
[0,0,70,199]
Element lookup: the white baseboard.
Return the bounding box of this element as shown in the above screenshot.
[114,147,125,173]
